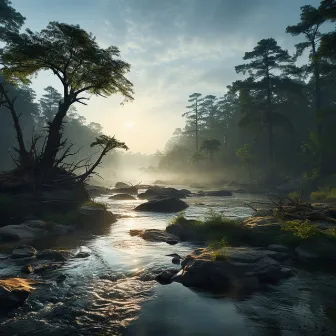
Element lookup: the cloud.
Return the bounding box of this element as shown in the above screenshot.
[14,0,322,153]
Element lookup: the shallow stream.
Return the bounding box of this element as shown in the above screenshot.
[1,188,336,335]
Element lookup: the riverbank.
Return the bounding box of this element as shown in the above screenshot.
[1,184,336,335]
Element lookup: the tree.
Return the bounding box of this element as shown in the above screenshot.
[286,5,326,171]
[0,0,25,39]
[2,21,134,171]
[183,93,202,151]
[199,95,217,133]
[200,139,221,162]
[39,86,62,122]
[234,38,294,176]
[78,135,128,182]
[236,144,253,181]
[0,0,30,168]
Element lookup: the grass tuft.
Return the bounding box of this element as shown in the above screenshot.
[82,200,108,209]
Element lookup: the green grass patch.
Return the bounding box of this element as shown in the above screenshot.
[167,210,246,245]
[208,238,230,261]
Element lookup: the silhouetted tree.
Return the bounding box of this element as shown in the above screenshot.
[234,38,294,177]
[200,139,221,162]
[2,21,134,172]
[183,93,202,151]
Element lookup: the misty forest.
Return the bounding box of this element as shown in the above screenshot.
[0,0,336,335]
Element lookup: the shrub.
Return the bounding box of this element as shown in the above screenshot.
[282,219,319,239]
[209,238,229,261]
[168,211,245,245]
[311,187,336,203]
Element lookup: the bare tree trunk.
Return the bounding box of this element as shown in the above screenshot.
[266,69,275,178]
[312,42,325,174]
[40,100,71,170]
[78,150,107,183]
[0,84,30,168]
[195,97,199,151]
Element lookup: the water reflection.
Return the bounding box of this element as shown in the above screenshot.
[1,192,336,335]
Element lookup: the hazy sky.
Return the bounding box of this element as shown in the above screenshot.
[11,0,320,153]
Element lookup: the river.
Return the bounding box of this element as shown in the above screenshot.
[1,188,336,335]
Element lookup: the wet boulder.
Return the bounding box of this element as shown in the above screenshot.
[171,247,291,294]
[130,229,179,245]
[0,220,72,243]
[110,186,138,195]
[115,182,131,189]
[174,258,256,293]
[295,238,336,263]
[37,249,73,261]
[78,206,116,227]
[138,186,190,200]
[75,251,90,258]
[267,244,290,253]
[0,278,37,311]
[11,245,37,259]
[109,194,136,200]
[155,269,179,285]
[134,197,189,213]
[0,221,48,242]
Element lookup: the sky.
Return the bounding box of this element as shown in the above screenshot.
[11,0,321,154]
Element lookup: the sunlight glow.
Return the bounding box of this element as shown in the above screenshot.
[125,122,134,129]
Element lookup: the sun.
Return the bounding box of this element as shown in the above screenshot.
[125,121,134,129]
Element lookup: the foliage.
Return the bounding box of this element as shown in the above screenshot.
[311,187,336,203]
[168,211,245,245]
[208,237,229,261]
[1,18,133,176]
[282,219,319,239]
[200,139,221,161]
[0,0,25,39]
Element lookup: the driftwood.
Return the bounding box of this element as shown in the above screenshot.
[268,194,336,224]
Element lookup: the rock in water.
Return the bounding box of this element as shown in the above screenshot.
[109,194,136,200]
[130,229,179,245]
[115,182,131,189]
[138,187,190,200]
[0,278,37,311]
[37,249,73,261]
[267,244,290,253]
[75,252,90,258]
[12,245,37,259]
[78,206,117,227]
[155,269,179,285]
[134,197,189,213]
[0,220,72,243]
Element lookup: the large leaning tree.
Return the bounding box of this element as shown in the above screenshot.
[1,21,133,183]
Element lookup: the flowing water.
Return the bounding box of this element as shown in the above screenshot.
[1,189,336,335]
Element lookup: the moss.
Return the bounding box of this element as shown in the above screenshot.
[278,219,336,248]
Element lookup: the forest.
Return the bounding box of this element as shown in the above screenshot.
[1,1,336,335]
[155,0,336,195]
